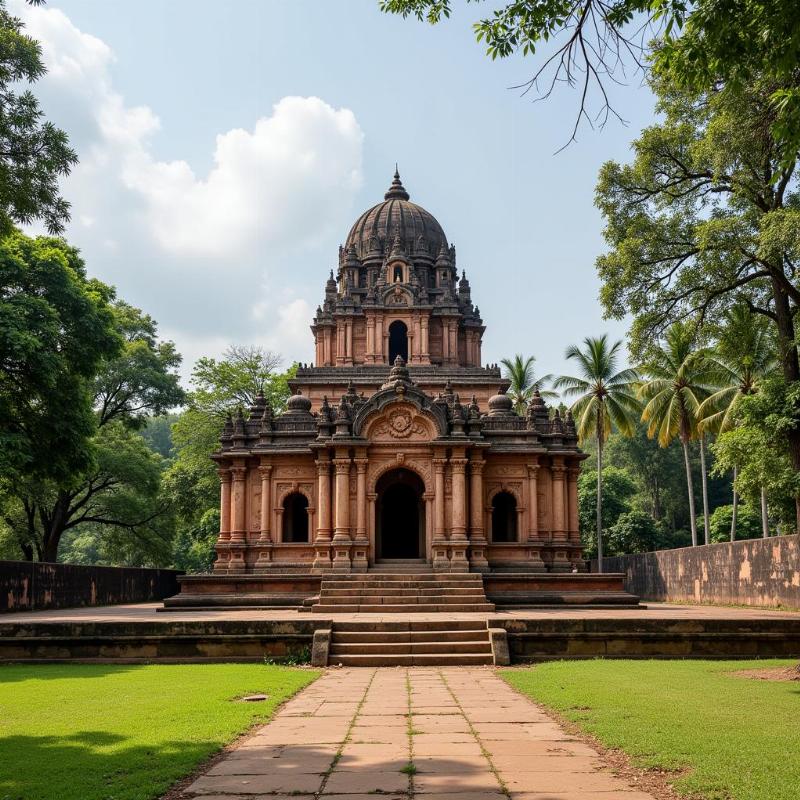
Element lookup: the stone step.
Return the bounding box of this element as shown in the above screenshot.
[320,587,486,596]
[333,620,488,632]
[311,602,495,613]
[330,640,492,655]
[327,653,494,667]
[325,575,482,583]
[334,629,487,643]
[318,594,491,605]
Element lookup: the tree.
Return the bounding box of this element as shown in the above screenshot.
[577,465,636,558]
[0,1,77,236]
[708,503,763,544]
[2,300,183,562]
[699,305,777,540]
[500,354,554,413]
[595,75,800,527]
[381,2,800,157]
[638,322,716,546]
[606,508,664,556]
[554,334,639,570]
[163,347,294,573]
[0,232,119,489]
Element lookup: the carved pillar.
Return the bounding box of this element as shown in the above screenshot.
[345,320,353,365]
[468,453,489,571]
[312,455,332,571]
[376,315,384,363]
[420,315,430,364]
[228,464,247,574]
[367,492,377,565]
[352,456,369,571]
[254,464,273,570]
[550,458,571,572]
[449,454,469,572]
[366,317,375,363]
[332,453,352,571]
[525,461,545,571]
[213,468,232,573]
[432,457,449,570]
[449,322,458,365]
[423,493,434,563]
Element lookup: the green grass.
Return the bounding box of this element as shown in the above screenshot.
[0,663,319,800]
[502,660,800,800]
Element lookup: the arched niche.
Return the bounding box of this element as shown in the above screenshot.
[491,490,518,543]
[388,320,408,363]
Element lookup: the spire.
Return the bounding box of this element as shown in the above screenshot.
[384,167,410,201]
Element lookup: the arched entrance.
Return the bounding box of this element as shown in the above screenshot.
[375,468,425,560]
[491,491,518,542]
[388,320,408,363]
[282,492,309,542]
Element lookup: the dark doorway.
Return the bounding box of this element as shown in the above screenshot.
[282,492,309,542]
[376,468,424,559]
[491,491,517,542]
[388,320,408,363]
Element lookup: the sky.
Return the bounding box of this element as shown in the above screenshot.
[16,0,657,384]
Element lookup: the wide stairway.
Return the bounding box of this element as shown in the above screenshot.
[308,559,495,613]
[326,619,496,666]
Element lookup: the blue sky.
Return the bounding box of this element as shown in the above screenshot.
[21,0,656,383]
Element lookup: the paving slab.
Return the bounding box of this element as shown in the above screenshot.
[176,667,659,800]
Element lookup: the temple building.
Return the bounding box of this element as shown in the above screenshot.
[207,170,587,577]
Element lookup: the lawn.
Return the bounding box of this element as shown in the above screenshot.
[0,663,318,800]
[503,659,800,800]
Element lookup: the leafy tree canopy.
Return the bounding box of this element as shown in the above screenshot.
[0,231,119,487]
[0,0,77,235]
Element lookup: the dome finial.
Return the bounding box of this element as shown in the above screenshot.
[385,166,410,201]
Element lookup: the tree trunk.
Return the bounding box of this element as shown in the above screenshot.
[596,438,604,573]
[681,436,698,546]
[699,433,710,545]
[770,276,800,528]
[730,466,738,543]
[761,487,769,538]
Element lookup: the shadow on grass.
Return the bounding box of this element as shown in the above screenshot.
[0,730,222,800]
[0,663,164,682]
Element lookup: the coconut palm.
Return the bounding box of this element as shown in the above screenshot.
[638,322,717,546]
[698,305,777,540]
[553,335,640,572]
[500,354,555,414]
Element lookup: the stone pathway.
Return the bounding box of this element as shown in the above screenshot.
[180,667,657,800]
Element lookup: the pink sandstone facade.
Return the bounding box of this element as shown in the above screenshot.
[210,171,586,575]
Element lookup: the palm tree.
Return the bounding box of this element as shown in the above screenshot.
[554,335,639,571]
[698,305,776,540]
[638,322,717,546]
[500,354,555,414]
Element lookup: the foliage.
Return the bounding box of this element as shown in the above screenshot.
[0,1,78,236]
[605,508,665,556]
[554,334,639,445]
[708,503,763,543]
[164,347,294,573]
[0,232,119,488]
[577,466,635,538]
[1,295,183,563]
[381,1,800,161]
[0,663,318,800]
[500,353,554,413]
[503,659,800,800]
[712,377,800,528]
[139,413,177,458]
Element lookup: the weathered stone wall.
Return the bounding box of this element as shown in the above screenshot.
[601,535,800,609]
[0,561,181,613]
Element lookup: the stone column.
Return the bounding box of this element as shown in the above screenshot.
[228,464,247,574]
[345,320,353,365]
[421,315,430,364]
[366,317,375,362]
[213,468,232,573]
[441,321,450,363]
[254,464,273,570]
[423,493,434,563]
[449,322,458,365]
[550,458,571,572]
[525,461,545,571]
[468,453,489,571]
[332,453,352,571]
[367,493,377,565]
[352,456,369,571]
[432,457,449,570]
[449,455,469,571]
[312,456,332,571]
[336,322,345,365]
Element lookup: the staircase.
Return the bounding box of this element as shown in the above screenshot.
[308,561,495,613]
[326,620,497,666]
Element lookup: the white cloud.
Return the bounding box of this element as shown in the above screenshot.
[15,2,364,377]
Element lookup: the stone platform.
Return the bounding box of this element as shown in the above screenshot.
[3,602,800,665]
[162,569,640,612]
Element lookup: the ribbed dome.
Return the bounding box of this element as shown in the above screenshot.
[345,170,447,261]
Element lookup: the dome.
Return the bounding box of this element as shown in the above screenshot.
[285,392,312,414]
[488,388,514,416]
[345,170,447,262]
